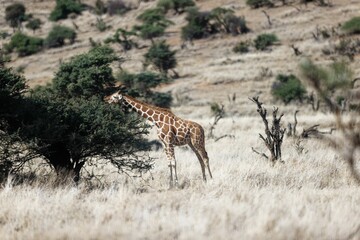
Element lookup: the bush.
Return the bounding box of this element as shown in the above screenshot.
[210,8,249,35]
[246,0,274,8]
[144,41,177,74]
[254,33,279,50]
[181,7,213,40]
[107,0,131,16]
[272,74,306,104]
[5,32,43,56]
[104,28,137,51]
[95,17,108,32]
[134,8,173,41]
[5,3,26,28]
[25,18,42,33]
[157,0,195,14]
[49,0,83,21]
[45,25,77,48]
[116,71,172,108]
[341,17,360,35]
[233,41,250,53]
[95,0,107,15]
[53,46,119,98]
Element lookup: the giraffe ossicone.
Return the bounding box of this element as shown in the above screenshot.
[106,91,213,187]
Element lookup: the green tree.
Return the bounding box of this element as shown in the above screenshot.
[254,33,279,50]
[341,16,360,35]
[5,3,26,29]
[25,18,42,34]
[157,0,195,14]
[272,74,307,104]
[49,0,83,21]
[181,7,215,41]
[45,25,76,48]
[1,46,152,182]
[246,0,274,8]
[5,32,43,56]
[144,40,177,75]
[104,28,138,51]
[134,8,173,41]
[117,71,172,108]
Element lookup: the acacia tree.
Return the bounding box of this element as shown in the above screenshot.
[144,40,177,75]
[1,46,153,182]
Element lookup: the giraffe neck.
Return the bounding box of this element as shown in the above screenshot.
[122,95,169,123]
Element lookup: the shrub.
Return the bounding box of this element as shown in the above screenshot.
[104,28,137,51]
[144,41,177,74]
[246,0,274,8]
[272,74,306,104]
[45,25,76,48]
[210,8,249,35]
[95,17,108,32]
[5,32,43,56]
[254,33,279,50]
[233,41,250,53]
[341,17,360,35]
[157,0,195,14]
[25,18,42,33]
[107,0,131,16]
[49,0,83,21]
[181,7,213,40]
[134,8,173,41]
[116,71,172,108]
[95,0,107,15]
[53,46,119,98]
[5,3,26,28]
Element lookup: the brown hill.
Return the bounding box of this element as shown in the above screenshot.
[1,0,359,116]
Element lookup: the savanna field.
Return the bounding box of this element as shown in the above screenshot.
[1,0,360,239]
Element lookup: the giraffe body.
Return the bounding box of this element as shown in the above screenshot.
[106,92,212,186]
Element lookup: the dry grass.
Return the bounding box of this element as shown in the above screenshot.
[1,0,360,239]
[1,114,360,239]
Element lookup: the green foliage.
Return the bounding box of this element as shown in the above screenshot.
[254,33,279,50]
[233,41,250,53]
[116,71,172,108]
[181,7,213,40]
[95,0,107,15]
[299,59,352,96]
[45,25,76,48]
[157,0,195,14]
[0,67,27,104]
[246,0,274,8]
[134,8,173,41]
[53,46,119,99]
[144,40,177,74]
[272,74,307,104]
[210,8,249,35]
[1,47,152,182]
[104,28,138,51]
[25,18,42,33]
[5,32,43,57]
[107,0,131,16]
[49,0,83,21]
[95,17,109,32]
[5,3,26,28]
[341,17,360,35]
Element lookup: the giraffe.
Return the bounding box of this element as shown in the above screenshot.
[106,91,213,187]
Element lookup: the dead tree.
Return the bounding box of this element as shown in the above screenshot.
[287,110,299,137]
[249,97,286,163]
[262,10,272,27]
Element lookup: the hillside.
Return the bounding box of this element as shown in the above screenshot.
[1,0,359,117]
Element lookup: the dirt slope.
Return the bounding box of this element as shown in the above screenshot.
[1,0,359,116]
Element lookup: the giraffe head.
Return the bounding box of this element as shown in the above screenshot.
[106,91,123,104]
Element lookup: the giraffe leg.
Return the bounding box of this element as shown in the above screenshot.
[189,144,206,181]
[165,146,178,188]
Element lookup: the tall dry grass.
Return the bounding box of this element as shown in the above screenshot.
[1,114,360,239]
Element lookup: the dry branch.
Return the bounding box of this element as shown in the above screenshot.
[249,96,286,163]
